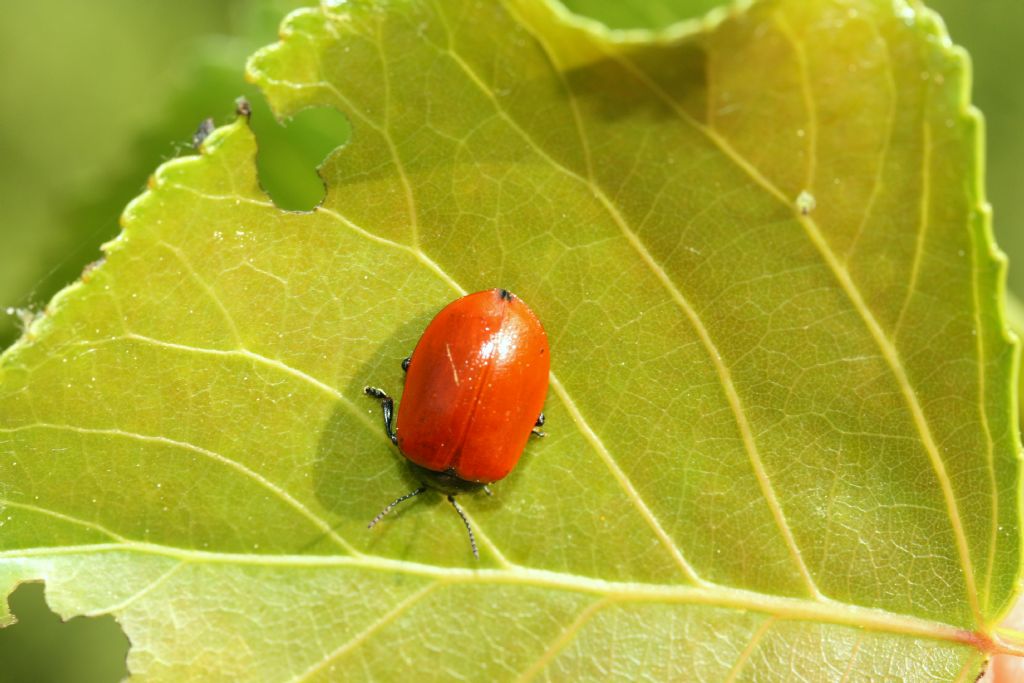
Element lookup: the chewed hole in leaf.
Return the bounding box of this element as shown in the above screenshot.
[0,582,130,683]
[247,99,350,211]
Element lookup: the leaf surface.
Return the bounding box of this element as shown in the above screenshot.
[0,0,1019,679]
[560,0,738,31]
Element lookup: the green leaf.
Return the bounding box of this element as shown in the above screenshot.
[559,0,739,31]
[1008,293,1024,428]
[0,0,316,348]
[1,0,1019,679]
[923,0,1024,309]
[0,0,236,348]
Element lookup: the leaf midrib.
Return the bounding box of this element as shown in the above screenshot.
[0,540,983,651]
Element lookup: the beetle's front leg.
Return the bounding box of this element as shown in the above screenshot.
[364,386,398,445]
[531,412,545,438]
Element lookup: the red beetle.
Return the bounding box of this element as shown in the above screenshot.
[364,288,550,557]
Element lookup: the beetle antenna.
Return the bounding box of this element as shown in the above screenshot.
[368,486,427,529]
[447,495,478,559]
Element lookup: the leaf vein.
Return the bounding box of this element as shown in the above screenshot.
[289,582,438,682]
[970,207,999,614]
[893,83,932,339]
[83,561,185,617]
[610,39,982,625]
[0,541,1003,654]
[157,241,243,348]
[515,597,612,682]
[0,499,128,544]
[723,615,777,682]
[0,423,358,555]
[499,1,817,595]
[774,13,817,190]
[838,632,865,683]
[844,25,897,263]
[49,333,520,563]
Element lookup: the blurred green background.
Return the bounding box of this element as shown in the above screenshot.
[0,0,347,352]
[0,0,1020,681]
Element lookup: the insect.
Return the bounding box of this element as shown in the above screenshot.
[364,288,550,558]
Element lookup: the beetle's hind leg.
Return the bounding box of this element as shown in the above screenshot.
[363,386,398,445]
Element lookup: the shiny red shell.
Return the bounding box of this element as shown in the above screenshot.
[396,289,550,484]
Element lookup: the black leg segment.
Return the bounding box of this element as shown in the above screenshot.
[447,495,479,559]
[401,356,411,372]
[364,386,399,445]
[531,411,546,438]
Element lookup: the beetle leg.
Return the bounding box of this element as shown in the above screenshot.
[531,412,546,438]
[401,356,411,372]
[530,412,546,438]
[368,486,427,529]
[364,386,399,445]
[447,495,479,559]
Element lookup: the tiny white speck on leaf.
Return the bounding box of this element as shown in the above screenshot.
[796,191,816,216]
